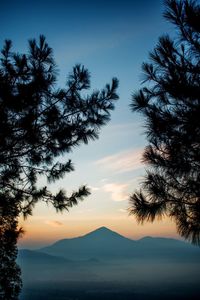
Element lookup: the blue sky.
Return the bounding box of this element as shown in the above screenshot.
[0,0,178,248]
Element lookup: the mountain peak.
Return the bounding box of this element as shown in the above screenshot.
[94,226,112,232]
[84,226,122,238]
[38,227,199,262]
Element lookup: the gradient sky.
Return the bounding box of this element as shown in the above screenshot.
[0,0,179,248]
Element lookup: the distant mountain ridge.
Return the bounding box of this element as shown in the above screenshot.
[37,226,200,261]
[18,227,200,299]
[18,249,69,264]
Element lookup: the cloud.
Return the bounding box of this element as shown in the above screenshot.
[103,183,129,201]
[118,208,127,213]
[100,178,108,183]
[45,220,63,227]
[88,185,100,191]
[95,148,143,174]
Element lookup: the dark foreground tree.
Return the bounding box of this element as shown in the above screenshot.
[0,35,118,299]
[129,0,200,245]
[0,204,23,300]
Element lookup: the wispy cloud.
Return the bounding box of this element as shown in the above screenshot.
[118,208,127,213]
[102,183,129,201]
[100,178,108,183]
[88,185,100,191]
[45,220,63,227]
[95,148,143,174]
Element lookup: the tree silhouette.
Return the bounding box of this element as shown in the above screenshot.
[0,35,118,299]
[129,0,200,245]
[0,203,23,300]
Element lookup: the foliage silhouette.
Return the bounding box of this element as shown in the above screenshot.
[0,204,23,300]
[129,0,200,245]
[0,35,118,299]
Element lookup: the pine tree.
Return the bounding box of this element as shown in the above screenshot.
[0,203,23,300]
[129,0,200,245]
[0,35,118,299]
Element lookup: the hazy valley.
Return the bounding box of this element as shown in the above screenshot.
[18,227,200,300]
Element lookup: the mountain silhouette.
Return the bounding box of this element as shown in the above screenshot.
[38,226,134,260]
[77,226,133,243]
[17,249,69,264]
[38,227,200,261]
[18,227,200,300]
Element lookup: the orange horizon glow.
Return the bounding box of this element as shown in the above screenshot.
[18,215,180,249]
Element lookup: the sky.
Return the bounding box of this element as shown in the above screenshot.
[0,0,180,248]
